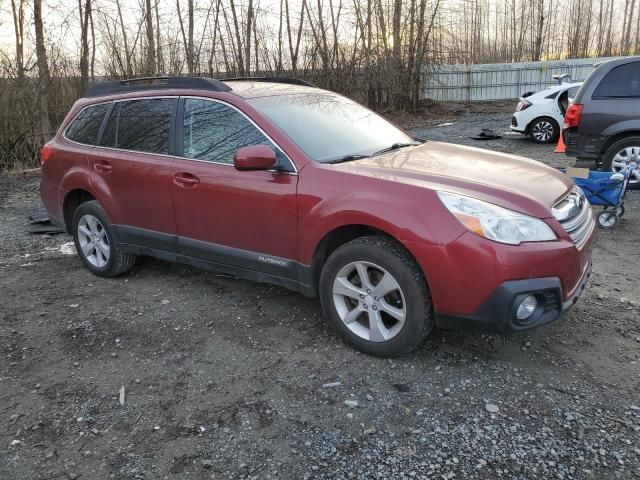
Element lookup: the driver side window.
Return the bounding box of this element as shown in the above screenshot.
[182,98,282,166]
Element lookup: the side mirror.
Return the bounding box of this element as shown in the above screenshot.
[234,145,277,171]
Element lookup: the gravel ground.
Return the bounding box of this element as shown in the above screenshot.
[1,111,639,480]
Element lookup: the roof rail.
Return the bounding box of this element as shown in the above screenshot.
[84,76,232,98]
[223,76,317,88]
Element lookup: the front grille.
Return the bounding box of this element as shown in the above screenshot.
[552,187,594,248]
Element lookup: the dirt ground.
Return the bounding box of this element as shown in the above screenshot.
[1,109,639,480]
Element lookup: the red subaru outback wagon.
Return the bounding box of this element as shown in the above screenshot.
[40,77,595,356]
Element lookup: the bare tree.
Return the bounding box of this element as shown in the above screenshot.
[228,0,245,74]
[145,0,156,74]
[115,0,133,76]
[79,0,92,91]
[177,0,195,73]
[10,0,25,79]
[33,0,51,134]
[285,0,305,73]
[245,0,254,74]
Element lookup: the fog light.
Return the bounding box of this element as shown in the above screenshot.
[516,295,538,320]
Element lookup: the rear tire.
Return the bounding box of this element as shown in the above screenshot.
[72,200,136,277]
[529,117,560,144]
[319,235,433,357]
[602,136,640,190]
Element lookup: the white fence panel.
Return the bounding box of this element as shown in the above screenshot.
[422,57,621,102]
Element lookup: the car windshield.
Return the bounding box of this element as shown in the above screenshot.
[248,93,416,163]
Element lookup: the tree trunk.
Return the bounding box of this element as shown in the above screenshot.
[10,0,25,79]
[228,0,245,74]
[285,0,305,73]
[533,0,545,60]
[623,0,636,53]
[188,0,194,73]
[33,0,51,135]
[156,1,162,73]
[177,0,194,73]
[245,0,254,74]
[89,4,95,80]
[116,0,132,76]
[145,0,156,75]
[79,0,91,92]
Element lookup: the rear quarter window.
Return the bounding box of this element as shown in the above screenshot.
[65,103,110,145]
[592,62,640,98]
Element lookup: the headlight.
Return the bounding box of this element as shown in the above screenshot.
[438,192,556,245]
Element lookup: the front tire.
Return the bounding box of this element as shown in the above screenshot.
[72,200,136,277]
[529,117,560,144]
[319,236,433,357]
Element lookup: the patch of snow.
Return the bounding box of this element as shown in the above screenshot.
[59,242,77,255]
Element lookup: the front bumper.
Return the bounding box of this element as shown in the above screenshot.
[434,261,592,333]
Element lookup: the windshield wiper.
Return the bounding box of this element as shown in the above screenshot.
[324,154,371,164]
[372,142,420,156]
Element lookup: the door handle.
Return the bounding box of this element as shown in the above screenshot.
[94,162,112,174]
[173,172,200,188]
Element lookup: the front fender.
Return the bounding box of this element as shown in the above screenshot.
[297,171,466,264]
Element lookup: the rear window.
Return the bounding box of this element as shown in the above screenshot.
[65,103,109,145]
[99,98,176,154]
[593,62,640,98]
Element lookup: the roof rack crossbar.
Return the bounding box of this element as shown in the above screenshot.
[84,76,232,97]
[223,76,317,88]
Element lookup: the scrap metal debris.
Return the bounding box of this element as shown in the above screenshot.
[471,128,502,140]
[27,204,64,234]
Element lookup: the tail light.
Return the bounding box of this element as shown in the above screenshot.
[40,143,54,166]
[564,104,583,130]
[516,98,532,112]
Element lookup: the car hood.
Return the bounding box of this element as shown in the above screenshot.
[330,141,573,218]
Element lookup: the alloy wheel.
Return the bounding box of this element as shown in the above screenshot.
[611,146,640,185]
[332,261,406,342]
[77,214,110,267]
[531,120,554,142]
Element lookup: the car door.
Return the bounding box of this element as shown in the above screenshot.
[87,97,178,250]
[170,97,299,280]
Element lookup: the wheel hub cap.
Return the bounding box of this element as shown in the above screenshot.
[77,214,110,268]
[332,261,406,342]
[611,146,640,184]
[532,121,553,141]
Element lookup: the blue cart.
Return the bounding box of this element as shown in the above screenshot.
[569,166,635,229]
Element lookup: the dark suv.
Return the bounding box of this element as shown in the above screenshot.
[40,76,595,357]
[564,56,640,185]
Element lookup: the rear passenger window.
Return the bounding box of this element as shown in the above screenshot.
[593,62,640,98]
[65,103,109,145]
[182,99,274,164]
[99,98,175,154]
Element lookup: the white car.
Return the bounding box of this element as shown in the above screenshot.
[510,82,582,144]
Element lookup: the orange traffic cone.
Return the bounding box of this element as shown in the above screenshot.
[555,131,566,153]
